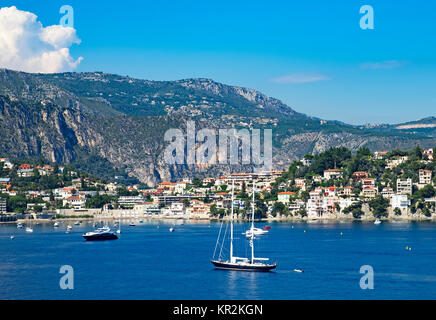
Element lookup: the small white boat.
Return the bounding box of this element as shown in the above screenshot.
[293,269,304,273]
[53,222,59,227]
[25,227,33,233]
[169,227,174,232]
[10,235,14,240]
[67,225,72,230]
[74,221,80,226]
[244,227,268,238]
[374,219,382,225]
[17,222,24,229]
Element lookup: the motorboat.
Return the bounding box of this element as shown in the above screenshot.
[83,227,118,241]
[374,219,382,225]
[17,222,24,229]
[244,227,268,238]
[25,226,33,233]
[293,269,304,273]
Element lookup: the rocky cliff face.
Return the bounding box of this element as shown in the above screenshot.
[0,69,434,186]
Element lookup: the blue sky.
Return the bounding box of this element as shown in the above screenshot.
[3,0,436,124]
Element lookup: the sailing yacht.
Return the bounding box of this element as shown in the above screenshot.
[211,179,277,272]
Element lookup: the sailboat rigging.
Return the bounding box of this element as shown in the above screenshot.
[211,179,276,271]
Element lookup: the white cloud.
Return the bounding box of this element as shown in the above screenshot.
[0,6,82,73]
[360,60,406,70]
[270,73,330,84]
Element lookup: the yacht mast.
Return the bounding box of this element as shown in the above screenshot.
[230,179,234,263]
[251,178,255,263]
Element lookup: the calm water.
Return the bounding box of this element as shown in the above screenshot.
[0,220,435,300]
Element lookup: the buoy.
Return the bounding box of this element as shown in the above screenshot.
[340,232,343,236]
[406,246,409,250]
[304,230,306,233]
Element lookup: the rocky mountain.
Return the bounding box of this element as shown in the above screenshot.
[0,68,434,186]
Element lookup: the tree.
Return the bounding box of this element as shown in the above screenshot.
[183,199,191,207]
[273,202,286,216]
[343,201,363,219]
[368,195,389,218]
[297,208,307,217]
[192,177,203,188]
[418,184,435,199]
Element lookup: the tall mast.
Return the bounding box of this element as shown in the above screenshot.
[230,179,234,262]
[251,178,255,263]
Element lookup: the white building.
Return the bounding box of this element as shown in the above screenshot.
[381,187,394,198]
[386,156,408,169]
[323,169,343,180]
[17,168,34,177]
[54,187,75,199]
[63,195,86,210]
[175,181,188,194]
[0,158,13,170]
[307,190,324,218]
[419,169,432,185]
[277,192,295,204]
[118,196,146,207]
[168,202,185,215]
[424,148,434,161]
[392,194,410,210]
[397,178,412,195]
[0,198,6,214]
[133,202,161,215]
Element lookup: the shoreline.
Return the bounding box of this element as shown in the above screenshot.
[1,215,435,224]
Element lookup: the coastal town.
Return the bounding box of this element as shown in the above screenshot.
[0,146,435,222]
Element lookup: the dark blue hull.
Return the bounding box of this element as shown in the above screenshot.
[211,260,276,272]
[83,233,118,241]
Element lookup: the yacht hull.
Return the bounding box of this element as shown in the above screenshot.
[83,233,118,241]
[211,260,276,272]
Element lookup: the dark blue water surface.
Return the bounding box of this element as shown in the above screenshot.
[0,220,435,300]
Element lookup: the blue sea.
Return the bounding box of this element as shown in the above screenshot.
[0,220,435,300]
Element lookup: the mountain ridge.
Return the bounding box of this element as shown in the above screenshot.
[0,68,434,185]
